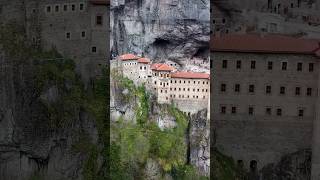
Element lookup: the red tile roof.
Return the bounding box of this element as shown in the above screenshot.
[138,58,151,64]
[171,72,210,79]
[211,34,320,56]
[119,54,139,61]
[151,63,175,71]
[90,0,109,5]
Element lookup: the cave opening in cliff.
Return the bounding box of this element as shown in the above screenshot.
[193,46,209,60]
[153,38,170,47]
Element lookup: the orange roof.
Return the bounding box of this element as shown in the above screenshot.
[119,54,139,61]
[90,0,109,5]
[138,58,151,64]
[211,34,320,56]
[151,63,175,71]
[171,72,210,79]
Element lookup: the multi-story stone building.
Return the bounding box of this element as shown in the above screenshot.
[211,33,320,178]
[114,54,210,115]
[22,0,109,81]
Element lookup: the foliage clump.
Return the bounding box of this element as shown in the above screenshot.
[110,73,208,179]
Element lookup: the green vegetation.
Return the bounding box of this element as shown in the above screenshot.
[110,72,207,179]
[211,149,247,180]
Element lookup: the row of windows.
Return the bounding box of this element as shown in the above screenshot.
[221,60,315,72]
[170,87,209,92]
[45,3,85,13]
[65,31,87,39]
[220,83,313,96]
[220,105,306,117]
[161,94,206,99]
[123,62,137,66]
[170,79,209,85]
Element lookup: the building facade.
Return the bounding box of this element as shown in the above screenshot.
[211,33,320,179]
[114,54,210,115]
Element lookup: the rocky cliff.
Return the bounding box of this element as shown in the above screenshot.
[110,0,210,63]
[0,23,108,180]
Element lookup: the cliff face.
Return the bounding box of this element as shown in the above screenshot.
[110,0,210,62]
[0,24,106,180]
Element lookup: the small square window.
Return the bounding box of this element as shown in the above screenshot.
[309,63,314,72]
[96,15,103,25]
[91,46,97,53]
[295,87,301,95]
[267,61,273,70]
[276,108,282,116]
[266,85,271,94]
[297,62,302,71]
[66,32,71,39]
[221,84,226,92]
[46,6,51,13]
[63,5,68,11]
[251,61,256,69]
[307,88,312,96]
[282,62,287,70]
[79,3,84,11]
[248,107,254,115]
[71,4,76,11]
[266,107,272,115]
[231,107,237,114]
[236,60,241,69]
[81,31,86,38]
[280,86,285,95]
[249,84,255,93]
[55,5,59,12]
[235,84,240,92]
[220,106,226,114]
[298,109,304,117]
[222,60,228,69]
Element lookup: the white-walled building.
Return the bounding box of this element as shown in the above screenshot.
[114,53,210,115]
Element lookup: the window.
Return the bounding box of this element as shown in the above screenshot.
[276,108,282,116]
[266,107,272,115]
[220,106,226,114]
[235,84,240,92]
[221,84,226,92]
[79,3,84,11]
[267,61,273,70]
[248,107,254,115]
[231,107,237,114]
[46,5,51,13]
[280,86,285,95]
[282,62,287,70]
[236,60,241,69]
[66,32,71,39]
[55,5,59,12]
[266,85,271,94]
[63,4,68,11]
[309,63,314,72]
[81,31,86,38]
[307,88,312,96]
[249,84,255,93]
[222,60,227,69]
[297,62,302,71]
[298,109,304,117]
[96,15,103,25]
[251,61,256,69]
[91,46,97,53]
[71,4,76,11]
[295,87,301,95]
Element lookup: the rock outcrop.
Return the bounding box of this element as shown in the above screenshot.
[189,109,210,176]
[110,0,210,63]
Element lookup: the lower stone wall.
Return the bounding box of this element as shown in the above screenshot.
[213,117,313,171]
[173,99,208,115]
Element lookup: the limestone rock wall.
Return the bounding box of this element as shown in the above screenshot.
[110,0,210,64]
